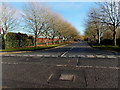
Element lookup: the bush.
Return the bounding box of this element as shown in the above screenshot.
[2,32,34,49]
[101,39,114,45]
[117,38,120,46]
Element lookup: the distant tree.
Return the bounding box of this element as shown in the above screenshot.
[102,30,113,40]
[84,26,97,42]
[84,19,98,42]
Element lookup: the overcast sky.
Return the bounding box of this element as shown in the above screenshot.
[10,2,97,35]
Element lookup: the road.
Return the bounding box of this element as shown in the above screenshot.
[1,41,120,88]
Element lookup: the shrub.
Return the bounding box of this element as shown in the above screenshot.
[117,38,120,46]
[2,32,34,49]
[100,39,114,45]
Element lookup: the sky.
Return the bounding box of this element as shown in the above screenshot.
[10,2,97,35]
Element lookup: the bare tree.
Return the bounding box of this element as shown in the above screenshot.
[59,21,79,42]
[1,3,18,49]
[22,3,44,47]
[98,0,120,46]
[22,2,79,46]
[88,8,106,44]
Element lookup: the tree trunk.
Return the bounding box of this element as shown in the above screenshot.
[52,36,55,44]
[98,36,100,44]
[93,35,96,42]
[97,29,101,44]
[58,36,61,44]
[113,30,117,46]
[45,38,48,46]
[18,40,21,47]
[34,36,37,47]
[98,30,101,44]
[3,34,7,49]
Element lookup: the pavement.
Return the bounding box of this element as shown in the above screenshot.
[1,41,120,88]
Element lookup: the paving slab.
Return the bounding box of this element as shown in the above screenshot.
[47,68,86,88]
[59,74,74,81]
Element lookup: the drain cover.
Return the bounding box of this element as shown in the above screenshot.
[59,74,74,81]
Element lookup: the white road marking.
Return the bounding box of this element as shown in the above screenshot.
[51,55,58,57]
[61,51,68,57]
[2,53,119,59]
[10,54,16,56]
[96,55,105,58]
[2,62,19,65]
[3,54,9,56]
[29,55,35,56]
[76,59,79,65]
[44,55,50,57]
[76,65,119,70]
[56,64,119,70]
[77,55,85,57]
[61,55,67,57]
[23,55,29,56]
[86,55,95,58]
[106,55,117,58]
[47,73,53,83]
[36,55,43,57]
[68,55,76,57]
[61,46,74,57]
[56,65,67,67]
[70,46,74,50]
[16,55,22,56]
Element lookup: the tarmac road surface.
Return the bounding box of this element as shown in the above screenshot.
[1,41,120,88]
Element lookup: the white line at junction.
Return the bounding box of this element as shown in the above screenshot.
[2,54,120,58]
[76,66,120,70]
[56,64,119,70]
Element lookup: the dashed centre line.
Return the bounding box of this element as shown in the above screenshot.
[61,46,74,57]
[61,51,69,57]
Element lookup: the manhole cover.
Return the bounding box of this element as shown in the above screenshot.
[59,74,74,81]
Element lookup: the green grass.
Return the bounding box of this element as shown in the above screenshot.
[89,42,120,52]
[0,44,64,52]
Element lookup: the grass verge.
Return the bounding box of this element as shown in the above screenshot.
[88,42,120,52]
[0,44,65,52]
